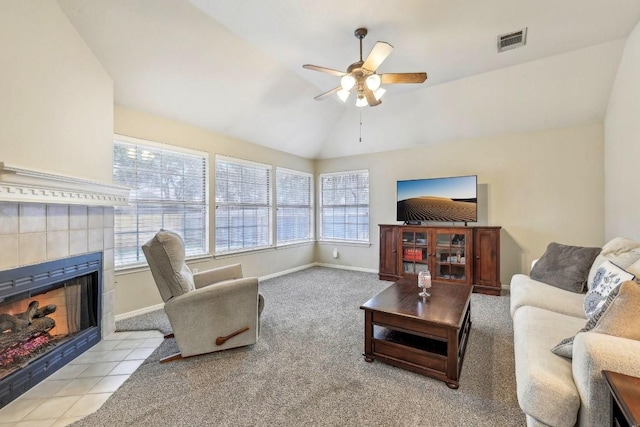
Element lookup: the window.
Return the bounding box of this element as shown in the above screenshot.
[276,168,313,244]
[215,156,272,254]
[320,170,369,242]
[113,137,209,268]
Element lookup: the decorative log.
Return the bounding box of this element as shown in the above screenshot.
[34,305,57,318]
[0,302,57,333]
[0,300,58,353]
[18,301,40,323]
[0,313,29,333]
[0,317,56,353]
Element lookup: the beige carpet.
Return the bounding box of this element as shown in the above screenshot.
[74,267,525,426]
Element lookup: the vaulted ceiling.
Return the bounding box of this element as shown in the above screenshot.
[57,0,640,159]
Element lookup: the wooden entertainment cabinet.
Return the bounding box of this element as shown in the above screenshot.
[379,225,501,295]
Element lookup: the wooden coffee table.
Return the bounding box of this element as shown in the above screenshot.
[360,278,472,389]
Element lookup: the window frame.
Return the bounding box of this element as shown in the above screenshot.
[318,169,370,244]
[112,135,210,270]
[214,155,273,256]
[275,167,314,246]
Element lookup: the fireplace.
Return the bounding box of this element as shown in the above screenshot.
[0,252,102,408]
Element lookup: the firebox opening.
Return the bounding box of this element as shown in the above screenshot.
[0,272,99,382]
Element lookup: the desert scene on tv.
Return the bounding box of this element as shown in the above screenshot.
[397,176,477,222]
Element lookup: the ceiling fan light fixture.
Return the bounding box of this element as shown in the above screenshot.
[340,75,356,91]
[337,89,351,102]
[303,28,427,107]
[355,93,368,107]
[365,74,381,91]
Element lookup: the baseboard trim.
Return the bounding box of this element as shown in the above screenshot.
[258,263,317,281]
[115,303,165,322]
[315,263,378,274]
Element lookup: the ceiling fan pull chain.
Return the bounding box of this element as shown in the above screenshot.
[359,112,363,143]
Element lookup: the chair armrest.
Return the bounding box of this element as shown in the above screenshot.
[167,277,258,309]
[572,332,640,427]
[193,264,243,289]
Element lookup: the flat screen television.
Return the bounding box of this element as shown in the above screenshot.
[396,175,477,223]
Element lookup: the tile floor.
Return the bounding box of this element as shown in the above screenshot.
[0,330,163,426]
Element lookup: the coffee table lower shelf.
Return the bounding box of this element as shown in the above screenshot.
[363,306,471,389]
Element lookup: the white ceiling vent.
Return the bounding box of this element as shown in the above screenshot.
[497,28,527,52]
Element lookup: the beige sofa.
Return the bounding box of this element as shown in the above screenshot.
[510,240,640,427]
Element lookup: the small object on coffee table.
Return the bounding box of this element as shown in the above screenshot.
[418,269,432,299]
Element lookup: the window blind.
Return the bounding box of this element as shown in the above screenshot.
[113,139,209,268]
[320,170,369,242]
[276,168,313,244]
[215,156,272,254]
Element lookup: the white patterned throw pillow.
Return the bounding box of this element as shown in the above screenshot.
[584,260,635,318]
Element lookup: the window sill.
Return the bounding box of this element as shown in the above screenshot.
[318,240,371,247]
[276,240,315,249]
[214,246,274,259]
[115,254,213,275]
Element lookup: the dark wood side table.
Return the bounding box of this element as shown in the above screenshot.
[603,370,640,427]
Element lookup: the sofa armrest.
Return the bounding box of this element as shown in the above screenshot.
[572,332,640,427]
[192,263,243,289]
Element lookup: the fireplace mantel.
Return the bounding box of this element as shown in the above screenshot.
[0,162,129,206]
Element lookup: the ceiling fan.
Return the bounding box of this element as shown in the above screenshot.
[303,28,427,107]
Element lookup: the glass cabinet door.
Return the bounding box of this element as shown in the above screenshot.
[434,232,468,281]
[401,230,429,275]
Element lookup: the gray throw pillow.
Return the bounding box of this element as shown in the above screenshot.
[530,242,601,293]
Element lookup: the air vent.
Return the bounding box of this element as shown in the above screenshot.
[497,28,527,52]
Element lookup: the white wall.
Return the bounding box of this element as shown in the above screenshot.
[604,20,640,241]
[113,106,315,314]
[0,1,113,182]
[316,124,605,286]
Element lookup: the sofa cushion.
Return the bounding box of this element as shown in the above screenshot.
[592,281,640,340]
[513,306,585,427]
[584,261,634,318]
[509,274,586,319]
[587,237,640,287]
[627,258,640,279]
[552,276,634,359]
[530,242,601,293]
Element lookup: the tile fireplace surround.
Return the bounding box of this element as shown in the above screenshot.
[0,163,130,405]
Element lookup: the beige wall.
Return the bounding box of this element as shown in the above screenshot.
[113,106,315,314]
[316,124,605,286]
[0,2,116,334]
[604,20,640,241]
[0,1,113,183]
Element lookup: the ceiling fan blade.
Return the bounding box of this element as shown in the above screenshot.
[364,88,382,107]
[380,72,428,84]
[314,86,341,101]
[303,64,345,77]
[362,42,394,72]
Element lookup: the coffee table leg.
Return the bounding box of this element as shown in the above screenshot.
[364,310,374,362]
[446,327,459,387]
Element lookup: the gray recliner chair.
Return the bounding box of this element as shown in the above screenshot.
[142,229,264,363]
